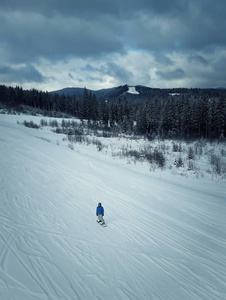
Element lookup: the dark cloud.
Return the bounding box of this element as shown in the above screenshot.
[157,68,185,80]
[0,11,124,64]
[0,0,225,89]
[1,0,225,63]
[155,55,174,66]
[102,63,134,82]
[68,73,74,79]
[81,64,100,73]
[85,75,105,83]
[190,68,226,89]
[213,55,226,73]
[188,55,208,65]
[0,64,46,83]
[82,62,134,84]
[0,0,190,19]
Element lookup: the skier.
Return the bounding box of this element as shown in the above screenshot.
[96,202,105,225]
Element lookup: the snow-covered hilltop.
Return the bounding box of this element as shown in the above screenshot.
[127,86,139,94]
[0,114,226,300]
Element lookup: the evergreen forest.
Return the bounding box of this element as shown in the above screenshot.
[0,84,225,140]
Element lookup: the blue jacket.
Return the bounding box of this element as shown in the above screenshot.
[96,206,104,215]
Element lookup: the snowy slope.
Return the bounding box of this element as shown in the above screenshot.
[127,86,139,94]
[0,114,226,300]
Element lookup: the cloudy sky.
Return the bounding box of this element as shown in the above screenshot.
[1,0,226,91]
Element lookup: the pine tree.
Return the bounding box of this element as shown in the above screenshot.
[199,94,209,138]
[116,98,124,126]
[215,96,225,138]
[181,98,191,137]
[190,99,199,137]
[145,101,152,133]
[206,99,214,139]
[99,98,108,127]
[90,94,98,123]
[136,106,146,133]
[109,102,117,128]
[81,88,90,121]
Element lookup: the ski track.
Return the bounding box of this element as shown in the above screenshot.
[0,115,226,300]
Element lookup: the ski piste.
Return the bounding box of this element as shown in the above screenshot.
[96,220,107,227]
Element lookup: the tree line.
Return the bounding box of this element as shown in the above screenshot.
[136,94,225,139]
[0,84,225,139]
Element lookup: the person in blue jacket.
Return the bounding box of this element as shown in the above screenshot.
[96,202,105,224]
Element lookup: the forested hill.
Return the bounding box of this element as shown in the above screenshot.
[0,84,225,139]
[50,84,226,103]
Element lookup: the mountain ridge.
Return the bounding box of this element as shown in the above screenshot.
[50,84,226,102]
[50,84,166,102]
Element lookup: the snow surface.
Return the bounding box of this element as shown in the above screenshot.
[127,86,139,94]
[0,114,226,300]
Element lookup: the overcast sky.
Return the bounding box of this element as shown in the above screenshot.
[1,0,226,91]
